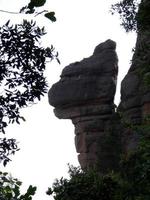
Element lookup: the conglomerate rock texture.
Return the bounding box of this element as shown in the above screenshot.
[49,40,120,172]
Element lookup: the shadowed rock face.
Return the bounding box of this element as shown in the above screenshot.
[118,1,150,152]
[48,39,119,171]
[118,32,150,126]
[48,1,150,173]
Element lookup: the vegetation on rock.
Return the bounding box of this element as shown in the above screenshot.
[47,1,150,199]
[48,127,150,199]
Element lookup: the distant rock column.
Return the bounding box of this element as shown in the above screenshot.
[118,0,150,151]
[118,31,150,126]
[48,40,118,171]
[119,0,150,119]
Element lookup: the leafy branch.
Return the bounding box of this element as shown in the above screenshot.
[0,19,59,165]
[110,0,140,32]
[0,171,36,200]
[0,0,56,22]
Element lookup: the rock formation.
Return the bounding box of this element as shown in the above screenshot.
[49,29,150,172]
[48,0,150,174]
[118,0,150,152]
[48,40,120,172]
[118,34,150,126]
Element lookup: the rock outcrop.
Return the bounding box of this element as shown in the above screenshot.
[48,0,150,174]
[118,3,150,152]
[49,40,120,172]
[118,34,150,126]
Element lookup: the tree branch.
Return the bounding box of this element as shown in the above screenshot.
[34,10,48,17]
[0,9,19,15]
[0,9,49,18]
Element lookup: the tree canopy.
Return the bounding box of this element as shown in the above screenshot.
[0,171,36,200]
[48,125,150,200]
[0,19,59,166]
[0,0,56,22]
[111,0,139,32]
[0,1,58,198]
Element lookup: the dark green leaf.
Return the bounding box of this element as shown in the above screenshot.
[44,12,56,22]
[30,0,46,7]
[27,185,37,196]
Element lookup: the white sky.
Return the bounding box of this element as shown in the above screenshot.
[0,0,137,200]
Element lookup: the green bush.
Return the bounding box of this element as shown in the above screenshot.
[0,171,36,200]
[47,125,150,200]
[47,165,121,200]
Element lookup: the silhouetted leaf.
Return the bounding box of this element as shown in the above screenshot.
[5,20,10,26]
[30,0,46,7]
[27,185,37,196]
[0,172,36,199]
[0,20,59,165]
[44,12,56,22]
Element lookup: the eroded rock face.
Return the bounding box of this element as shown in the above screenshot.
[118,16,150,152]
[48,39,119,171]
[48,1,150,173]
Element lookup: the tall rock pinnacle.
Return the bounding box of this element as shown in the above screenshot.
[48,39,119,172]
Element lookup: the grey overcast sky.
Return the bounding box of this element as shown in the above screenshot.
[0,0,136,200]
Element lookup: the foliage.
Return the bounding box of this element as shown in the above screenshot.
[47,125,150,200]
[20,0,56,22]
[44,12,56,22]
[29,0,46,8]
[0,19,59,165]
[0,138,19,166]
[111,0,150,32]
[0,0,56,22]
[47,165,120,200]
[111,0,140,32]
[136,0,150,31]
[119,124,150,199]
[0,19,58,132]
[0,171,36,200]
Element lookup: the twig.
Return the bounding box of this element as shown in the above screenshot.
[0,9,19,15]
[34,10,48,17]
[0,9,49,18]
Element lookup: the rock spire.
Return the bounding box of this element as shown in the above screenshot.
[48,39,119,171]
